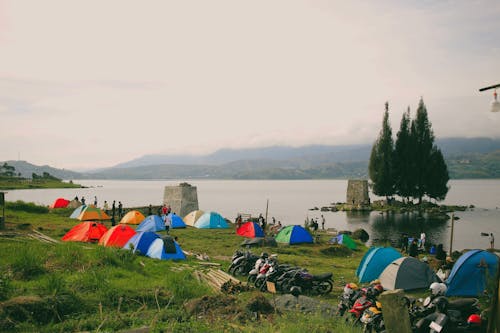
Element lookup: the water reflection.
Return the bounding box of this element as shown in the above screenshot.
[346,211,449,249]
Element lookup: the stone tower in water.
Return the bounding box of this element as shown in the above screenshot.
[346,179,370,206]
[163,183,199,217]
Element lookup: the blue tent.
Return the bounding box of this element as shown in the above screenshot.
[136,215,165,232]
[446,249,499,296]
[356,247,402,283]
[123,231,160,255]
[70,205,87,219]
[123,232,186,260]
[275,225,313,245]
[167,213,187,228]
[194,212,229,229]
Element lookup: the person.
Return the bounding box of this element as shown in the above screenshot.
[94,196,98,207]
[409,238,419,258]
[313,218,319,231]
[235,214,242,230]
[420,231,426,250]
[118,201,123,220]
[162,204,168,216]
[164,214,171,234]
[435,244,446,261]
[81,196,86,205]
[272,216,276,225]
[258,213,265,230]
[490,233,495,249]
[147,204,153,216]
[74,195,79,202]
[111,200,116,226]
[400,233,409,253]
[103,201,109,215]
[321,215,325,230]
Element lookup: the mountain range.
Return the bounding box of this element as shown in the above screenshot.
[3,137,500,180]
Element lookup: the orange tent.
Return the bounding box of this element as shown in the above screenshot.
[50,198,70,209]
[77,207,111,221]
[99,225,136,247]
[62,222,108,243]
[119,210,145,225]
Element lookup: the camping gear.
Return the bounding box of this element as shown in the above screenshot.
[136,215,166,232]
[77,206,111,221]
[119,210,146,225]
[194,212,229,229]
[356,247,402,283]
[123,231,186,260]
[99,225,136,247]
[237,221,264,238]
[379,256,440,290]
[50,198,70,209]
[329,234,357,250]
[446,249,499,296]
[240,237,278,247]
[183,210,205,226]
[275,225,313,244]
[70,205,87,218]
[167,213,187,228]
[62,221,108,243]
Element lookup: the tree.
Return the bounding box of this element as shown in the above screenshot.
[0,163,16,177]
[393,107,415,202]
[426,147,449,201]
[369,102,395,200]
[410,98,435,204]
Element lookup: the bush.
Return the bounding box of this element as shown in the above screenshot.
[6,200,49,213]
[11,246,46,279]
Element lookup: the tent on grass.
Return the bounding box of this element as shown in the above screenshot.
[379,256,440,291]
[123,232,186,260]
[237,221,264,238]
[50,198,70,209]
[70,205,87,218]
[275,225,313,245]
[120,210,146,225]
[67,199,82,209]
[183,210,205,226]
[356,247,402,283]
[446,249,499,296]
[99,224,136,247]
[240,237,278,247]
[136,215,165,232]
[62,221,108,243]
[77,206,110,221]
[194,212,229,229]
[329,234,357,250]
[167,213,187,228]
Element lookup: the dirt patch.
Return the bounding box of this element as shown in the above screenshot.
[320,245,352,256]
[274,294,336,315]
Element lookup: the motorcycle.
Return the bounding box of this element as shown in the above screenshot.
[347,288,375,325]
[229,250,259,277]
[360,301,384,333]
[282,269,333,295]
[337,283,361,316]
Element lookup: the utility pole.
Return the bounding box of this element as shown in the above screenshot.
[449,212,454,255]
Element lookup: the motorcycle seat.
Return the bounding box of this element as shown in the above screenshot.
[313,272,333,280]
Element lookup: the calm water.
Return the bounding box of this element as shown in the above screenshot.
[4,179,500,251]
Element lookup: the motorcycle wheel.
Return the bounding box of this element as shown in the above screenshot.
[233,264,248,277]
[247,274,256,283]
[315,280,333,295]
[254,278,265,290]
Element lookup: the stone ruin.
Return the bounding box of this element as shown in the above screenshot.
[346,179,370,207]
[163,183,199,217]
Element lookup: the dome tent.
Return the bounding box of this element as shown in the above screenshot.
[120,210,146,225]
[62,222,108,243]
[379,256,440,291]
[183,210,205,226]
[136,215,165,232]
[275,225,313,245]
[167,213,187,228]
[194,212,228,229]
[99,225,136,247]
[70,205,87,219]
[329,234,357,250]
[123,232,186,260]
[50,198,70,209]
[237,221,264,238]
[446,249,499,297]
[356,247,402,283]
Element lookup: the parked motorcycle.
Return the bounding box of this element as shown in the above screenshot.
[229,250,259,277]
[281,269,333,295]
[337,283,361,316]
[360,301,384,333]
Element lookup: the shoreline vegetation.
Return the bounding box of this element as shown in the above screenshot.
[0,178,83,190]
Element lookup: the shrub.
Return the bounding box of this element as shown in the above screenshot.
[6,200,49,213]
[11,246,46,279]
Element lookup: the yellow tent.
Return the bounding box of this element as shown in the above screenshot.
[183,210,205,226]
[119,210,146,225]
[77,207,110,221]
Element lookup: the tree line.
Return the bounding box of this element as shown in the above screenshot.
[0,162,60,181]
[369,98,449,204]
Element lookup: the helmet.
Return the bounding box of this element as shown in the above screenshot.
[467,314,481,326]
[260,252,269,259]
[429,282,447,296]
[432,296,449,313]
[348,283,358,290]
[373,284,384,295]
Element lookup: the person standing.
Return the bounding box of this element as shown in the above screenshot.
[490,233,495,250]
[81,196,86,205]
[420,231,426,250]
[103,201,109,215]
[111,200,116,226]
[118,201,123,220]
[321,215,325,230]
[409,238,419,258]
[148,204,153,216]
[94,196,98,207]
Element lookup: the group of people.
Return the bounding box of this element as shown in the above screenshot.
[400,232,427,258]
[304,215,326,232]
[235,213,283,236]
[73,195,123,225]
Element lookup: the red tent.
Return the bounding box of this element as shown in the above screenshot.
[50,198,70,209]
[62,222,108,243]
[236,221,265,238]
[99,225,136,247]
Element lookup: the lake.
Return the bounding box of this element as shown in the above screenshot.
[4,179,500,251]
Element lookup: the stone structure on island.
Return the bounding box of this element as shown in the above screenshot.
[163,183,199,217]
[346,180,370,207]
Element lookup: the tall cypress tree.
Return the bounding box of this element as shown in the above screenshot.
[426,146,449,201]
[369,102,395,200]
[393,107,414,202]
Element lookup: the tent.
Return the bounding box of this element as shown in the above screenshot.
[120,210,146,225]
[99,225,136,247]
[379,256,440,291]
[194,212,229,229]
[70,205,87,219]
[240,237,278,247]
[62,222,108,243]
[50,198,70,209]
[67,199,82,209]
[329,234,357,250]
[275,225,313,245]
[167,213,187,228]
[123,232,186,260]
[136,215,165,232]
[183,210,205,226]
[356,247,402,283]
[77,207,111,221]
[446,249,499,296]
[237,222,265,238]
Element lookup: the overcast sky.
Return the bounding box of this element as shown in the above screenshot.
[1,1,500,170]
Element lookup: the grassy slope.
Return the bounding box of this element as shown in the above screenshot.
[0,204,374,332]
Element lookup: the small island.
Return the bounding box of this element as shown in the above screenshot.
[0,162,82,190]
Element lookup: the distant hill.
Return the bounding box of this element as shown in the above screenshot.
[4,137,500,180]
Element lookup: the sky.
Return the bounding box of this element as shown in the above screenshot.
[1,0,500,170]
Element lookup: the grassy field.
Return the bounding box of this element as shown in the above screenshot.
[0,179,82,190]
[0,202,478,332]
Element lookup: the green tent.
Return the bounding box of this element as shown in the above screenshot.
[329,234,357,250]
[275,225,313,244]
